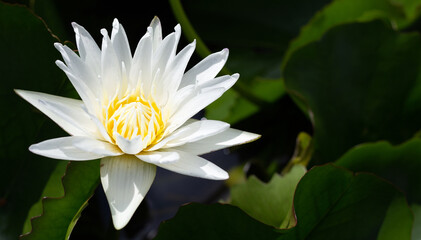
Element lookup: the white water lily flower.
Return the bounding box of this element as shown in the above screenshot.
[16,17,259,229]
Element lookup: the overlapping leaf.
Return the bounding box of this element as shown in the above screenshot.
[283,0,421,66]
[283,20,421,164]
[336,138,421,203]
[21,160,100,240]
[230,165,306,228]
[155,164,410,240]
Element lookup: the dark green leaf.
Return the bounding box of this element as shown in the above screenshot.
[278,164,409,240]
[21,160,100,240]
[154,203,279,240]
[0,2,70,239]
[283,0,421,66]
[283,20,421,164]
[336,139,421,203]
[155,164,409,240]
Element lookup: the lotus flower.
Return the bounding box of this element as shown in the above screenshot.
[16,17,259,229]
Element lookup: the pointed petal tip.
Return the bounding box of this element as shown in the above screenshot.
[112,18,120,27]
[151,16,160,24]
[174,24,181,32]
[222,48,229,57]
[150,16,161,29]
[212,169,229,180]
[14,88,23,96]
[28,144,36,153]
[71,22,80,30]
[53,42,62,49]
[248,132,261,142]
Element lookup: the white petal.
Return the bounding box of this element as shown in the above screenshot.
[166,87,225,134]
[150,149,228,180]
[136,151,180,164]
[100,28,121,98]
[87,112,113,143]
[166,74,238,122]
[151,24,181,85]
[115,134,145,154]
[130,32,152,91]
[173,128,260,155]
[29,136,121,160]
[111,19,132,74]
[71,22,101,76]
[54,56,98,114]
[162,40,196,99]
[179,48,229,89]
[72,137,122,155]
[100,155,156,230]
[147,119,229,151]
[54,43,99,96]
[152,32,176,80]
[149,17,162,52]
[199,73,239,91]
[15,90,100,138]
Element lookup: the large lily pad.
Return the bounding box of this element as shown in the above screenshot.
[155,164,410,240]
[278,164,411,240]
[283,20,421,164]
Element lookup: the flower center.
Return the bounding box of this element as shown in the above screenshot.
[103,90,165,147]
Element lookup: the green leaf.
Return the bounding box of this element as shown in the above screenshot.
[0,2,71,239]
[411,204,421,240]
[282,0,421,67]
[377,197,413,240]
[22,161,68,234]
[336,138,421,203]
[278,164,410,240]
[231,165,306,228]
[20,160,100,240]
[155,164,409,240]
[154,203,280,240]
[283,20,421,164]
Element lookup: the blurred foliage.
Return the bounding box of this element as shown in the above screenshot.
[2,0,421,239]
[172,0,332,124]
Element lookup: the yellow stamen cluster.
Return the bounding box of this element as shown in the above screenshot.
[103,90,165,147]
